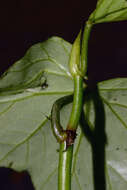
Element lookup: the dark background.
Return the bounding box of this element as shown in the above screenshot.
[1,0,127,82]
[0,0,127,189]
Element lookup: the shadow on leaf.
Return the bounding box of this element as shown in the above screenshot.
[80,85,107,190]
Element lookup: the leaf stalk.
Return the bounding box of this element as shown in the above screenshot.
[81,21,92,77]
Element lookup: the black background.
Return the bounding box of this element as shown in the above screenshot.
[0,0,127,189]
[1,0,127,82]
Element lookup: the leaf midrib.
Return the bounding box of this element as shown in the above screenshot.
[93,5,127,23]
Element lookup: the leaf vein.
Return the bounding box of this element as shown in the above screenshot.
[74,173,82,190]
[0,102,15,116]
[108,102,127,109]
[60,39,70,56]
[0,91,73,104]
[102,97,127,129]
[39,44,70,76]
[108,163,127,183]
[95,6,127,23]
[72,132,83,175]
[100,88,127,91]
[40,168,57,189]
[0,119,48,163]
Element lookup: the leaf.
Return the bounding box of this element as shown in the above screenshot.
[0,37,73,190]
[77,78,127,190]
[89,0,127,23]
[0,37,127,190]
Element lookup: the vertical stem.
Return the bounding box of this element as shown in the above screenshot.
[58,21,92,190]
[67,75,83,130]
[58,142,73,190]
[58,76,83,190]
[81,21,92,76]
[58,75,83,190]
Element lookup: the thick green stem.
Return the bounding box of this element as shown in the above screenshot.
[58,142,73,190]
[67,75,83,130]
[81,21,92,76]
[58,21,92,190]
[58,76,84,190]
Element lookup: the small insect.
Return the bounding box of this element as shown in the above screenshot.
[41,82,48,89]
[40,77,48,89]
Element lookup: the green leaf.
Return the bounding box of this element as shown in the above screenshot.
[79,78,127,190]
[0,37,73,189]
[0,37,127,190]
[89,0,127,23]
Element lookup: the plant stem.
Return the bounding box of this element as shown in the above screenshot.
[81,21,92,76]
[58,21,92,190]
[51,95,73,143]
[58,76,84,190]
[58,142,73,190]
[67,75,83,130]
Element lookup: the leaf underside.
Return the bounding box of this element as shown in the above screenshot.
[0,37,127,190]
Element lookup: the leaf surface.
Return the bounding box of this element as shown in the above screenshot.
[89,0,127,23]
[0,38,127,190]
[0,37,73,190]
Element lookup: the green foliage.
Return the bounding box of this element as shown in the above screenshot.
[0,37,127,189]
[90,0,127,23]
[0,0,127,189]
[0,37,73,190]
